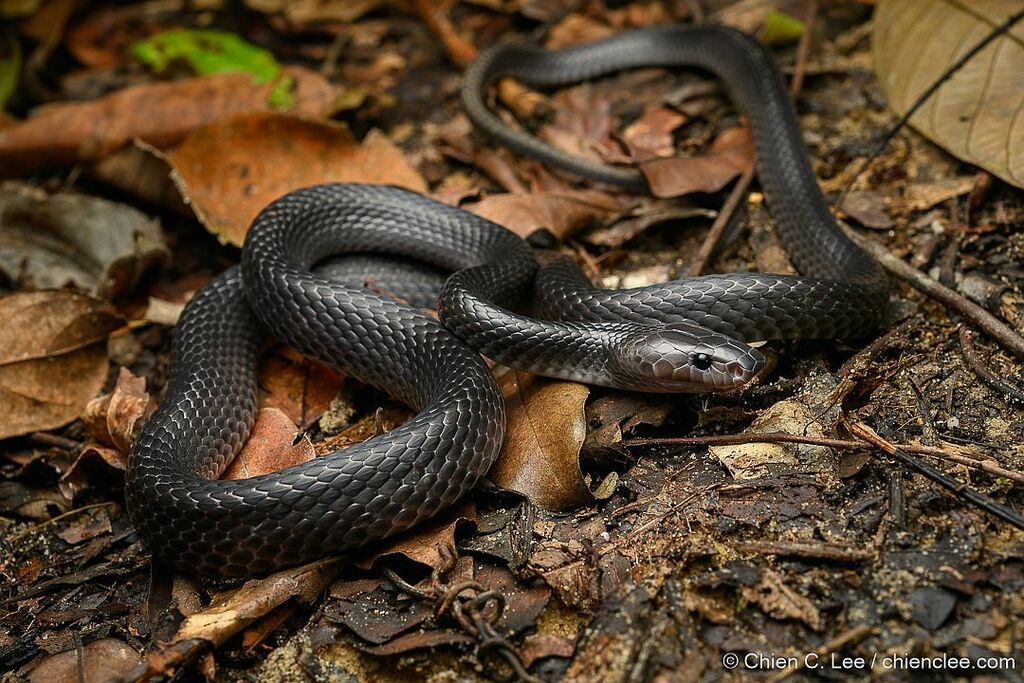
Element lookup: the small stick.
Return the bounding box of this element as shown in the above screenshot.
[622,431,1024,484]
[789,0,819,97]
[959,327,1024,404]
[848,421,1024,531]
[731,540,872,563]
[689,164,755,275]
[767,624,873,683]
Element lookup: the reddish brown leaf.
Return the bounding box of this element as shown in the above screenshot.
[81,367,155,454]
[27,638,141,683]
[0,67,339,176]
[222,407,316,480]
[490,371,593,511]
[640,125,754,198]
[621,106,687,162]
[257,346,346,427]
[162,113,427,246]
[464,190,622,241]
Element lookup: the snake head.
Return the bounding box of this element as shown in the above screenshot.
[611,322,764,392]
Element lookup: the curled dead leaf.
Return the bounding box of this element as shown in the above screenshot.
[0,182,167,300]
[0,291,122,439]
[82,366,155,454]
[162,113,426,246]
[490,371,593,511]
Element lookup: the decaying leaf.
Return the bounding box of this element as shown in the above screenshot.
[82,366,155,455]
[0,291,122,439]
[741,568,823,631]
[640,125,754,198]
[162,113,427,246]
[464,189,623,241]
[222,407,316,480]
[489,371,593,511]
[0,182,167,299]
[173,559,341,645]
[874,0,1024,188]
[27,638,142,683]
[0,67,339,175]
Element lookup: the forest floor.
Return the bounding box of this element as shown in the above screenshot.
[1,1,1023,682]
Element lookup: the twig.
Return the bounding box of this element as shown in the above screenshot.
[837,7,1024,210]
[731,540,872,563]
[847,421,1024,531]
[845,228,1024,360]
[413,0,478,69]
[767,624,873,683]
[789,0,819,97]
[29,432,82,450]
[622,431,1024,484]
[688,164,755,275]
[959,327,1024,404]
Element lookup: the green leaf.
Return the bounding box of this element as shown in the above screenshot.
[761,10,804,46]
[0,27,20,111]
[131,29,280,84]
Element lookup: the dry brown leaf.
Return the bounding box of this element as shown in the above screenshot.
[0,67,339,176]
[0,181,168,300]
[490,371,593,511]
[257,346,346,427]
[0,291,122,439]
[357,502,476,570]
[222,407,316,480]
[640,125,754,198]
[173,559,341,645]
[837,189,893,229]
[27,638,142,683]
[82,366,155,454]
[464,190,622,241]
[163,113,426,246]
[621,106,687,162]
[874,0,1024,188]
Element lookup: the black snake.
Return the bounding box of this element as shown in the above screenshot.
[126,25,888,576]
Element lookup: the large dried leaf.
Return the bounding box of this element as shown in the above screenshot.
[162,113,427,246]
[874,0,1024,188]
[489,371,593,511]
[0,67,339,176]
[0,291,122,439]
[0,181,167,299]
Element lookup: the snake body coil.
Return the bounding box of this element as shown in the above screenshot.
[126,25,887,576]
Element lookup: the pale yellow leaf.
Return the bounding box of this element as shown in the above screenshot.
[873,0,1024,188]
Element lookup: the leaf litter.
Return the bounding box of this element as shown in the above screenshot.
[2,1,1024,682]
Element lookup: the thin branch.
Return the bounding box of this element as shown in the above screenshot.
[959,327,1024,403]
[688,164,755,275]
[622,431,1024,484]
[789,0,819,97]
[847,421,1024,531]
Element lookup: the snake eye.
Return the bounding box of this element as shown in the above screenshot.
[691,352,713,371]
